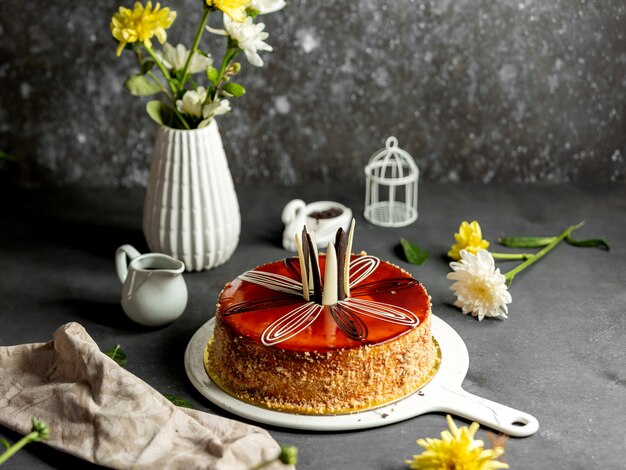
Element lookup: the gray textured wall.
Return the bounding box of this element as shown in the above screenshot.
[1,0,625,187]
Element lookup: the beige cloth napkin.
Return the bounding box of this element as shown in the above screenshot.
[0,322,293,470]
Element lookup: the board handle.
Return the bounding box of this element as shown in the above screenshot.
[431,385,539,437]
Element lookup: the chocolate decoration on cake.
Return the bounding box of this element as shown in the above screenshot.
[304,228,323,304]
[227,221,423,346]
[335,228,347,301]
[330,302,368,341]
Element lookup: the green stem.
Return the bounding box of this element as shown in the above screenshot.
[143,44,175,94]
[211,46,240,101]
[491,252,533,261]
[0,432,39,464]
[147,71,173,100]
[142,46,191,130]
[504,221,585,285]
[171,107,191,130]
[178,7,211,94]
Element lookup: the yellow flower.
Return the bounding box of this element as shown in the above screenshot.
[406,415,509,470]
[448,220,490,260]
[110,1,177,56]
[206,0,250,22]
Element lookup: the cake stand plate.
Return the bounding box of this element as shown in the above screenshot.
[184,315,539,436]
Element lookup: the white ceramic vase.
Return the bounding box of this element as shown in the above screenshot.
[142,120,241,271]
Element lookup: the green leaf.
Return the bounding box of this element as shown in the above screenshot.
[497,236,557,248]
[162,394,194,409]
[206,66,219,85]
[565,236,610,251]
[1,438,10,450]
[146,101,166,125]
[124,74,162,96]
[0,150,17,161]
[140,60,155,75]
[104,345,127,367]
[222,82,246,97]
[399,238,429,265]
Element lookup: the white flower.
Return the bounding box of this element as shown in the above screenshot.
[199,98,231,127]
[447,249,512,321]
[157,43,213,74]
[176,87,208,118]
[250,0,286,14]
[210,16,273,67]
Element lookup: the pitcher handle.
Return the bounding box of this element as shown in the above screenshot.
[281,199,306,224]
[282,199,308,251]
[116,245,142,283]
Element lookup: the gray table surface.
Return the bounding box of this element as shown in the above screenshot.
[1,183,625,469]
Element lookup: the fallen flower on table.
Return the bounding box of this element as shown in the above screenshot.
[448,220,490,261]
[448,249,511,321]
[0,418,50,465]
[449,220,533,262]
[447,220,609,321]
[405,415,508,470]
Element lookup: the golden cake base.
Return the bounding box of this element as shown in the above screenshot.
[204,336,441,416]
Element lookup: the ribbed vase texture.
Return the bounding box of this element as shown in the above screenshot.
[142,120,241,271]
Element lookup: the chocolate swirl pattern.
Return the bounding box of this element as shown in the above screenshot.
[229,255,421,346]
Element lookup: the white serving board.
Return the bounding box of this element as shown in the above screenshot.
[184,315,539,436]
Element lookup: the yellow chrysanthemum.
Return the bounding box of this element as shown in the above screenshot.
[448,220,490,260]
[406,415,509,470]
[110,1,177,56]
[206,0,250,22]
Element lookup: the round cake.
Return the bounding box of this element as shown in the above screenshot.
[205,240,439,415]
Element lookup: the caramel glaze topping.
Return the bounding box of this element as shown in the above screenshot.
[218,254,431,353]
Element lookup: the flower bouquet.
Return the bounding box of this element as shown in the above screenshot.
[109,1,286,271]
[110,0,284,129]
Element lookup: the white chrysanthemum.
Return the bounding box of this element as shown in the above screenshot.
[223,16,273,67]
[447,249,512,321]
[250,0,286,14]
[199,98,231,127]
[176,87,208,118]
[157,43,213,74]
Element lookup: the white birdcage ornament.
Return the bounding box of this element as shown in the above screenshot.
[364,136,419,227]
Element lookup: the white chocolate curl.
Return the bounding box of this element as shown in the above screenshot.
[344,218,355,297]
[322,242,338,305]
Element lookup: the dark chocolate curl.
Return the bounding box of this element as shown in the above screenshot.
[302,226,310,294]
[305,230,323,304]
[284,257,301,280]
[330,304,368,341]
[335,228,347,301]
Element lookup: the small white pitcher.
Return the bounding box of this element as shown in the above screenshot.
[116,245,188,327]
